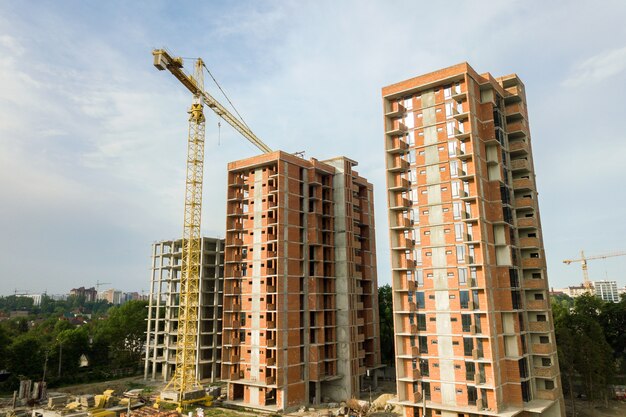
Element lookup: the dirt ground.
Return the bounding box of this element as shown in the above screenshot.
[51,375,158,396]
[564,399,626,417]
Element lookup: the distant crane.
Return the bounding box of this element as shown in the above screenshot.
[563,250,626,289]
[152,48,272,409]
[95,280,111,293]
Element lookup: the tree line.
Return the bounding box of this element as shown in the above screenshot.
[0,295,148,393]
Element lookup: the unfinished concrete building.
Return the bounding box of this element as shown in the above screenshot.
[382,63,564,417]
[221,151,382,411]
[144,237,224,383]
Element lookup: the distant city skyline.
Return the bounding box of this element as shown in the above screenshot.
[1,1,626,294]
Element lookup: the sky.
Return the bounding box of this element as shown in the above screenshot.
[1,0,625,296]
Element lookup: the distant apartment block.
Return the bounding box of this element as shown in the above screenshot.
[24,294,43,306]
[98,288,123,305]
[383,63,564,417]
[144,237,224,383]
[552,285,590,298]
[221,151,381,411]
[69,286,97,302]
[592,280,619,303]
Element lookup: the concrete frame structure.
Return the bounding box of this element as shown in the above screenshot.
[221,151,381,412]
[382,63,564,417]
[144,237,224,383]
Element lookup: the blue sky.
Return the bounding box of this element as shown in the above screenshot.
[1,0,626,295]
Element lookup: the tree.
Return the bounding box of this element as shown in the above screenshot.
[0,326,9,369]
[598,295,626,373]
[378,284,395,365]
[6,334,45,379]
[95,300,148,367]
[553,295,615,408]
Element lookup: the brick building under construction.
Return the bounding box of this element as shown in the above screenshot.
[382,63,565,417]
[221,151,382,411]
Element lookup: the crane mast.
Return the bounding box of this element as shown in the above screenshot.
[160,58,206,403]
[152,48,272,409]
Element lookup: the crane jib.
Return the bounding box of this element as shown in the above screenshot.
[153,48,272,154]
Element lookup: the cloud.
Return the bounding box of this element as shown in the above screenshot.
[563,46,626,86]
[2,0,626,295]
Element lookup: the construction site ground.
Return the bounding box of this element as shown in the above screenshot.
[5,376,623,417]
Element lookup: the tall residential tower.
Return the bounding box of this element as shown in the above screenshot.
[383,63,564,417]
[221,151,381,412]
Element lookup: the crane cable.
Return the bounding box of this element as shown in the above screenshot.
[201,62,251,131]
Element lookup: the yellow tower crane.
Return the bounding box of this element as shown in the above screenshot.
[152,49,272,410]
[563,250,626,289]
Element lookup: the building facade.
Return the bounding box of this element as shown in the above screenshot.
[383,63,564,417]
[221,151,381,411]
[144,237,224,383]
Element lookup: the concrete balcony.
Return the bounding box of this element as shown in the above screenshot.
[226,237,243,247]
[534,366,558,378]
[515,197,535,210]
[393,235,415,250]
[536,388,559,401]
[451,89,467,102]
[523,278,546,290]
[266,357,276,366]
[392,216,412,229]
[386,120,408,136]
[390,196,412,211]
[265,376,276,385]
[452,107,469,121]
[522,257,544,269]
[227,191,244,201]
[526,299,548,310]
[510,158,530,172]
[512,178,534,191]
[505,102,526,120]
[504,85,523,102]
[517,217,538,229]
[229,373,240,381]
[389,157,411,172]
[267,303,276,311]
[395,258,416,270]
[386,101,406,117]
[411,369,421,380]
[528,321,551,332]
[229,176,245,187]
[387,137,410,154]
[508,140,529,155]
[507,120,528,138]
[532,343,554,355]
[389,177,411,191]
[267,339,276,347]
[519,237,541,248]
